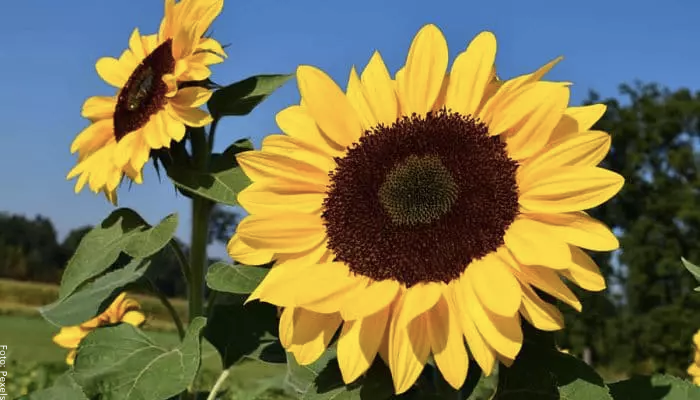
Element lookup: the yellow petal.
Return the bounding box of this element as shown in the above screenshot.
[279,306,295,348]
[402,24,448,115]
[236,150,330,185]
[236,213,326,254]
[275,105,345,156]
[226,233,274,265]
[288,310,342,365]
[506,56,564,90]
[70,119,114,154]
[360,51,398,125]
[519,166,624,213]
[446,283,496,374]
[462,277,522,359]
[66,349,77,366]
[519,283,564,331]
[522,212,619,251]
[346,67,377,130]
[518,265,581,311]
[122,310,145,326]
[261,134,337,174]
[445,31,497,116]
[468,253,522,316]
[53,326,86,349]
[340,279,400,320]
[161,109,186,142]
[498,83,570,159]
[297,65,363,148]
[166,103,213,128]
[561,246,606,291]
[427,297,469,390]
[95,57,130,88]
[171,87,212,108]
[504,218,572,269]
[238,179,326,215]
[258,262,361,311]
[389,310,430,394]
[520,131,611,180]
[81,96,116,122]
[337,308,390,383]
[549,104,607,143]
[395,282,443,327]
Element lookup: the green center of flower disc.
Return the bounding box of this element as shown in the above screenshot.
[114,39,176,141]
[378,154,458,226]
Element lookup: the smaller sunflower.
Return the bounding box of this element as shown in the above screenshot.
[52,293,145,365]
[67,0,226,203]
[688,330,700,385]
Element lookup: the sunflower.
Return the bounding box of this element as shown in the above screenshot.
[688,330,700,385]
[52,292,145,365]
[67,0,226,204]
[228,24,623,393]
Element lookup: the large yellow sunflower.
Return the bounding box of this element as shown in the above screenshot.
[228,24,623,393]
[67,0,227,203]
[52,292,145,365]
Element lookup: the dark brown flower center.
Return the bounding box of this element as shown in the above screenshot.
[322,109,520,287]
[114,39,175,141]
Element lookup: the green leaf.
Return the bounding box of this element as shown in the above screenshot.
[284,348,338,398]
[207,74,293,118]
[73,317,207,400]
[57,209,177,298]
[21,372,89,400]
[206,262,269,294]
[204,292,278,368]
[682,257,700,290]
[124,213,178,258]
[494,325,612,400]
[40,259,150,326]
[167,139,253,206]
[608,374,700,400]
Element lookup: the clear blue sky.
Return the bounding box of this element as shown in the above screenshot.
[1,0,698,259]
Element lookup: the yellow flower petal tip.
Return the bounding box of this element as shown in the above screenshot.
[230,25,621,393]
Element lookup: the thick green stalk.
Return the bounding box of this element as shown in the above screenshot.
[187,126,212,323]
[181,126,214,400]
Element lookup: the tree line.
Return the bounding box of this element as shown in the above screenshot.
[2,82,700,377]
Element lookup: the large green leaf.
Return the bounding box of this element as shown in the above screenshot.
[21,372,89,400]
[207,74,292,118]
[73,317,206,400]
[58,209,177,298]
[494,325,612,400]
[167,139,253,206]
[609,374,700,400]
[204,292,279,368]
[40,259,150,326]
[206,262,269,294]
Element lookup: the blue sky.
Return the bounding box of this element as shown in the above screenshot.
[1,0,699,259]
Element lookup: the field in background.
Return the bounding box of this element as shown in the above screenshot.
[0,279,291,399]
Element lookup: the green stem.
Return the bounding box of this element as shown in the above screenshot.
[187,126,212,323]
[208,118,220,154]
[169,239,190,284]
[147,277,186,340]
[206,368,230,400]
[181,127,214,400]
